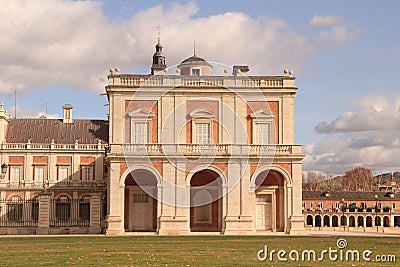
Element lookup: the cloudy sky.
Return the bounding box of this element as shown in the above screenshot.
[0,0,399,175]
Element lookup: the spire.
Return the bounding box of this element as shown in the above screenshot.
[151,24,167,75]
[193,39,196,56]
[156,23,162,45]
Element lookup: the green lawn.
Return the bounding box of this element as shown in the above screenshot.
[0,235,398,266]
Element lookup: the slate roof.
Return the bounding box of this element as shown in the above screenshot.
[6,119,108,144]
[302,190,400,200]
[179,55,212,67]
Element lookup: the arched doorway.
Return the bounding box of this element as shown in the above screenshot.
[306,215,313,226]
[332,215,339,227]
[366,216,373,227]
[253,170,285,232]
[375,216,381,227]
[323,215,330,227]
[349,216,355,227]
[340,215,346,227]
[357,216,364,227]
[383,216,390,227]
[124,169,158,232]
[315,215,321,227]
[190,169,222,232]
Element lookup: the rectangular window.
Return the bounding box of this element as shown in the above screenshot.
[81,166,93,181]
[310,202,314,209]
[7,203,23,221]
[132,121,149,144]
[191,68,200,76]
[392,203,396,210]
[254,122,271,144]
[302,202,306,208]
[318,202,323,209]
[58,166,69,181]
[31,201,39,221]
[335,202,340,209]
[56,202,71,220]
[195,123,211,144]
[133,194,148,203]
[79,202,90,221]
[10,166,22,182]
[34,166,46,182]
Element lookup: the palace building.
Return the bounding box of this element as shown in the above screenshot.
[0,37,305,235]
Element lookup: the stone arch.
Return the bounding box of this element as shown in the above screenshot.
[315,215,321,227]
[306,215,313,226]
[366,216,373,227]
[124,168,159,232]
[383,216,390,227]
[186,164,227,187]
[190,169,223,232]
[253,169,286,232]
[323,215,330,227]
[250,165,292,191]
[375,216,381,226]
[332,215,339,227]
[340,215,346,227]
[357,215,364,227]
[349,215,355,227]
[120,164,162,187]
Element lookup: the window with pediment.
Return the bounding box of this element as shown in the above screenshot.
[128,109,154,144]
[250,109,275,145]
[189,109,216,144]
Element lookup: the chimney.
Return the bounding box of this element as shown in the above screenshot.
[0,102,11,143]
[62,104,73,123]
[233,65,249,76]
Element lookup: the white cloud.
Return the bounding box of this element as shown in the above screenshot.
[7,105,60,119]
[318,23,360,46]
[305,94,400,174]
[309,15,345,28]
[0,0,313,95]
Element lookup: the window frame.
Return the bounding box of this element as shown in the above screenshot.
[189,109,216,144]
[81,165,94,181]
[57,165,70,181]
[128,108,154,144]
[33,165,47,182]
[250,109,275,145]
[9,165,23,183]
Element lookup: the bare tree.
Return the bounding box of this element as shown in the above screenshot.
[342,167,375,191]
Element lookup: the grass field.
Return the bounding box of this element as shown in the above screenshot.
[0,235,399,266]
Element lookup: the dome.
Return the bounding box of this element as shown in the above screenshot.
[179,55,212,67]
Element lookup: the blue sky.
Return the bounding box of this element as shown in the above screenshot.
[1,0,400,174]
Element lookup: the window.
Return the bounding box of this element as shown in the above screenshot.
[250,109,275,145]
[392,203,396,210]
[56,197,70,220]
[195,123,211,144]
[189,109,216,144]
[302,202,306,208]
[81,165,93,181]
[34,166,46,182]
[79,198,90,221]
[132,121,149,144]
[335,202,340,209]
[254,122,272,144]
[31,201,39,221]
[58,166,70,181]
[128,109,154,144]
[7,197,22,221]
[191,68,200,76]
[133,194,148,203]
[310,202,314,209]
[318,202,323,209]
[10,166,22,182]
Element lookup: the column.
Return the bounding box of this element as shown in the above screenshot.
[106,162,124,235]
[36,192,51,234]
[89,192,102,233]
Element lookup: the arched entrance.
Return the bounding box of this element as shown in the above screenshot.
[349,216,355,227]
[190,169,223,232]
[366,216,373,227]
[332,215,339,227]
[323,215,330,227]
[253,170,285,232]
[306,215,313,226]
[124,169,158,232]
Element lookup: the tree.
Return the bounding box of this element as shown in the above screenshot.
[342,167,375,191]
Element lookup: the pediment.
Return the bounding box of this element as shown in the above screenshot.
[189,109,216,119]
[127,108,154,118]
[250,109,274,118]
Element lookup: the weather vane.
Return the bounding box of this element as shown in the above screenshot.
[156,23,162,44]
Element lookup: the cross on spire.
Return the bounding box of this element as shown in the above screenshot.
[156,23,162,44]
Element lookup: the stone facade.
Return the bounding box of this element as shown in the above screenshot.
[105,40,305,235]
[0,40,305,235]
